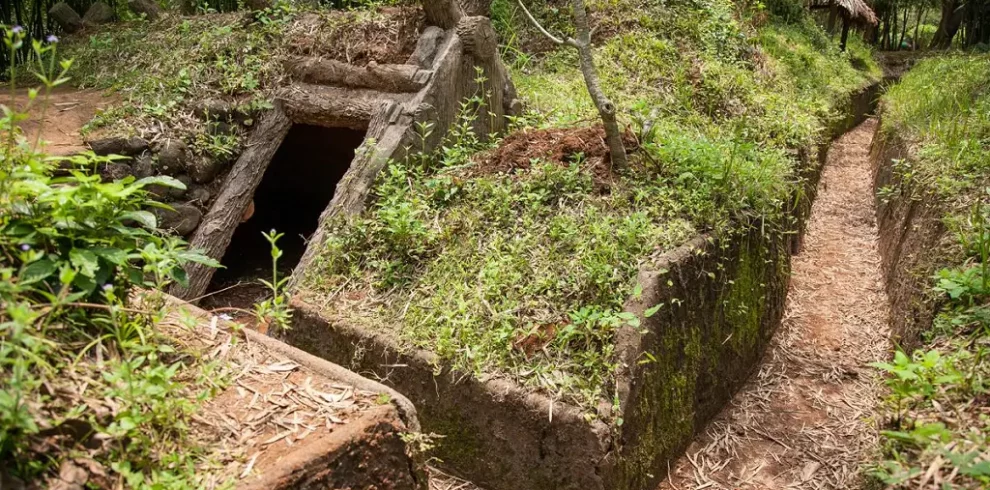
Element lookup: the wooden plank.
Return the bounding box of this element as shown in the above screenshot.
[171,105,293,300]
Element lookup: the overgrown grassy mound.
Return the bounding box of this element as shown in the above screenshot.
[60,2,418,158]
[304,0,880,411]
[872,54,990,488]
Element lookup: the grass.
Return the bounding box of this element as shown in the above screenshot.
[871,54,990,488]
[880,54,990,200]
[304,0,880,413]
[0,29,238,487]
[57,1,417,158]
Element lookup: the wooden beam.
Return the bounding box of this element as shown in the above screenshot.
[170,105,293,300]
[279,84,397,130]
[285,57,430,93]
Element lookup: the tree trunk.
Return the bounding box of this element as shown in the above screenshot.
[170,106,293,300]
[931,0,964,48]
[914,6,923,49]
[840,16,851,51]
[879,9,891,49]
[570,0,627,168]
[898,7,910,48]
[890,4,899,49]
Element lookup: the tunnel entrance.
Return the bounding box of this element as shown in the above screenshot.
[202,124,366,318]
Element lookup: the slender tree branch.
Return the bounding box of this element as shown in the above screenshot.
[516,0,565,45]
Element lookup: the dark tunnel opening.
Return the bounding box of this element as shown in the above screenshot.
[203,124,366,314]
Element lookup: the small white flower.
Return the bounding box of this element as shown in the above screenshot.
[218,313,233,321]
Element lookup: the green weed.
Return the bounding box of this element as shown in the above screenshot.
[0,26,228,487]
[874,59,990,485]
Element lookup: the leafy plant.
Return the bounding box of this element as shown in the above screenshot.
[0,25,225,486]
[253,230,293,331]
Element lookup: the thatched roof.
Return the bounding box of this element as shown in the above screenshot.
[835,0,879,25]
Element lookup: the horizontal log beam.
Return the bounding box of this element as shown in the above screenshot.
[279,84,408,130]
[285,57,430,93]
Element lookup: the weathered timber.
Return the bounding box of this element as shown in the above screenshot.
[288,15,521,287]
[286,57,430,93]
[279,84,404,130]
[407,26,446,68]
[171,106,292,300]
[422,0,463,28]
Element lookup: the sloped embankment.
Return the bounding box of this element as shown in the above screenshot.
[868,55,990,487]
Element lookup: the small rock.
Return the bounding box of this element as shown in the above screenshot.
[155,203,202,236]
[187,186,211,205]
[49,2,83,33]
[132,154,155,178]
[189,155,223,184]
[145,184,170,200]
[125,136,149,155]
[88,137,127,156]
[127,0,161,20]
[169,174,192,199]
[82,1,114,25]
[98,162,133,181]
[88,136,148,156]
[157,139,188,175]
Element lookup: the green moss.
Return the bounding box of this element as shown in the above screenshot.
[424,410,485,464]
[615,325,700,489]
[723,235,770,355]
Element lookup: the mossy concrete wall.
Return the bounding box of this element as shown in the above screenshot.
[871,121,953,347]
[281,82,880,490]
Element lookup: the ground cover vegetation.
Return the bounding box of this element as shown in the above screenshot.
[17,0,414,167]
[872,54,990,487]
[1,1,421,485]
[0,28,262,488]
[303,0,880,413]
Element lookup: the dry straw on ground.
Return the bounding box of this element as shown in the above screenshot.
[660,119,891,489]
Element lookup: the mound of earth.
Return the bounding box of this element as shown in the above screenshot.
[474,125,638,187]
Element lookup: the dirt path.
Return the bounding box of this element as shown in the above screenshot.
[660,119,890,489]
[7,86,114,156]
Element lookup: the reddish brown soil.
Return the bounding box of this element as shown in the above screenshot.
[659,119,890,489]
[9,87,114,156]
[474,125,636,187]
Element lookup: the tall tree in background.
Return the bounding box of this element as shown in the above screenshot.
[930,0,965,47]
[516,0,628,168]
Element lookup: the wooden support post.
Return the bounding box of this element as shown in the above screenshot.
[170,105,293,300]
[840,16,851,51]
[421,0,463,29]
